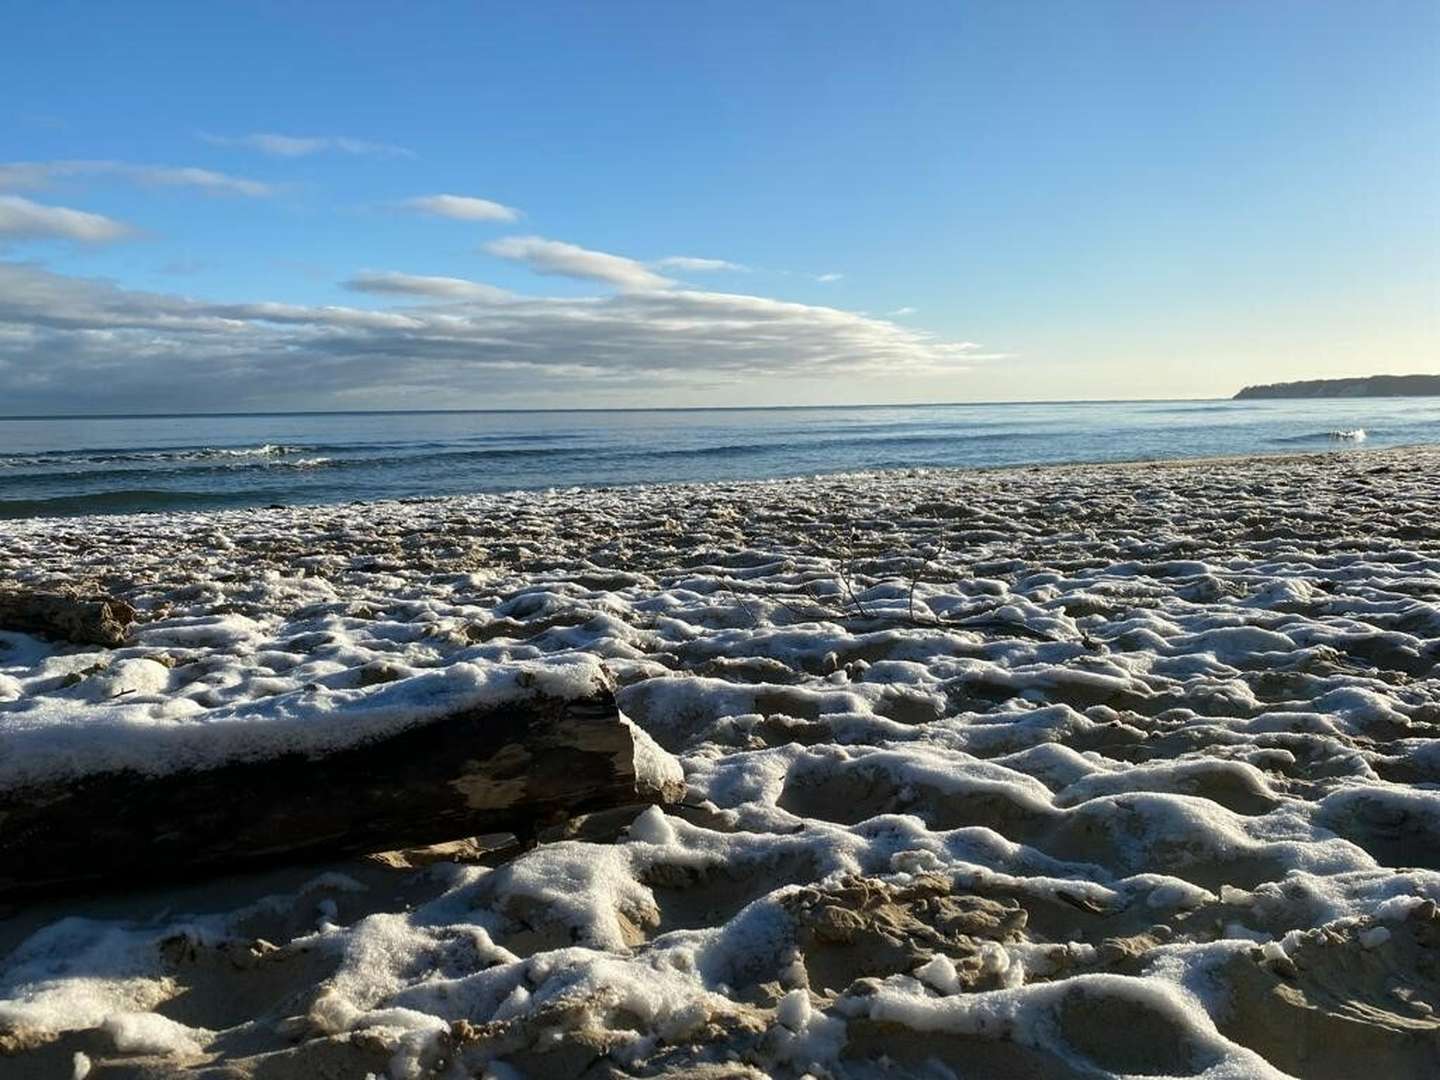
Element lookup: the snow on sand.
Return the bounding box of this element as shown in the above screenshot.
[2,447,1439,1078]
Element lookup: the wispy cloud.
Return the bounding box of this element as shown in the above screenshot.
[0,160,272,197]
[0,261,984,411]
[200,132,413,158]
[652,256,747,273]
[484,235,673,291]
[0,196,133,244]
[401,194,521,222]
[889,306,916,316]
[343,271,513,302]
[816,272,844,283]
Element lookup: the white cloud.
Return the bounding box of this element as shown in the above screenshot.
[343,271,513,302]
[816,272,844,283]
[889,306,917,316]
[653,256,747,273]
[0,160,272,197]
[200,132,413,158]
[401,194,521,222]
[0,261,984,412]
[0,196,133,244]
[133,166,273,196]
[484,235,673,291]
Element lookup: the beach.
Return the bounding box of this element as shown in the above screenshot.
[2,445,1439,1078]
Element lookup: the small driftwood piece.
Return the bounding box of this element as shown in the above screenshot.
[0,682,680,898]
[0,587,136,647]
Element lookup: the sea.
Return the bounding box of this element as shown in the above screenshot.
[1,397,1437,519]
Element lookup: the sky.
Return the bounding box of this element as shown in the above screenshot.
[1,1,1437,414]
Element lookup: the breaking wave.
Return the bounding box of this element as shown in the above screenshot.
[1272,428,1369,444]
[0,443,310,469]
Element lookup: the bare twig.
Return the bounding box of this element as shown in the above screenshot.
[833,529,873,621]
[720,577,760,627]
[906,553,932,626]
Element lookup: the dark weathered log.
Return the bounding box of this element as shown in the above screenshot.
[0,587,135,647]
[0,682,681,898]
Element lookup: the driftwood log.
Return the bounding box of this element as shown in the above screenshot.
[0,681,680,898]
[0,587,135,647]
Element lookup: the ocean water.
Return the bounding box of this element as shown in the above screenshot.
[1,397,1437,519]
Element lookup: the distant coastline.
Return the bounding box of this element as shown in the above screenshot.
[1235,374,1440,399]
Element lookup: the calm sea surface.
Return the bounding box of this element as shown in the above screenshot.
[1,398,1437,518]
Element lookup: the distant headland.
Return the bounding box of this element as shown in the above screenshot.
[1234,374,1440,400]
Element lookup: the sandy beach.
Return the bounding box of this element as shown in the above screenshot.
[2,446,1438,1079]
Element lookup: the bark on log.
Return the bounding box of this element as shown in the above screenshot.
[0,587,135,647]
[0,682,680,898]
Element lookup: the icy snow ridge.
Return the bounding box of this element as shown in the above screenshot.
[1,447,1439,1078]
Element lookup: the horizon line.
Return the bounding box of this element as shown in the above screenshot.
[0,395,1237,421]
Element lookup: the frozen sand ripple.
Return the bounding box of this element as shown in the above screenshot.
[2,447,1439,1077]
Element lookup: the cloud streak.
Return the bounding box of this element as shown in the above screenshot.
[401,194,521,222]
[200,133,413,158]
[653,256,747,273]
[484,235,673,291]
[0,196,133,244]
[343,271,514,302]
[0,261,982,412]
[0,160,272,197]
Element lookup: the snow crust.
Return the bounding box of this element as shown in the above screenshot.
[0,651,608,788]
[2,447,1439,1077]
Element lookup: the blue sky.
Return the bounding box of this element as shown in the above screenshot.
[2,1,1436,412]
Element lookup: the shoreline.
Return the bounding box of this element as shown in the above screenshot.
[1,439,1428,526]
